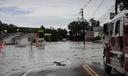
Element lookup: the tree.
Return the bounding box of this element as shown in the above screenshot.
[68,20,89,35]
[80,20,90,30]
[68,21,79,36]
[117,0,128,11]
[89,18,100,30]
[0,21,1,25]
[7,24,17,33]
[68,19,90,41]
[0,21,3,32]
[57,28,67,40]
[40,25,45,29]
[89,18,99,27]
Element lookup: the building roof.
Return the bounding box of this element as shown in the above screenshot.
[2,32,23,40]
[12,33,35,40]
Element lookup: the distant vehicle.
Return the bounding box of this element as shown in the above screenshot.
[103,10,128,75]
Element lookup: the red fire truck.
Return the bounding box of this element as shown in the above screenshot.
[103,10,128,75]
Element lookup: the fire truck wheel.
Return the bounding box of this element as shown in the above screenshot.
[103,56,112,73]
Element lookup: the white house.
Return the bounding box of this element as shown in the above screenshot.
[85,31,94,41]
[13,33,35,46]
[93,26,103,37]
[2,32,22,44]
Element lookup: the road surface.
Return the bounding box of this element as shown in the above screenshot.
[0,41,124,76]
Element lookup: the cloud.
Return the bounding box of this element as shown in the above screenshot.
[0,0,115,28]
[0,6,31,15]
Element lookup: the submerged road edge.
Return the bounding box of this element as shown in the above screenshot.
[82,64,100,76]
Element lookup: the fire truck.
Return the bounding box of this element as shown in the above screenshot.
[103,10,128,75]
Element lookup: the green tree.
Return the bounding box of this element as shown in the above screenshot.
[7,24,17,33]
[118,0,128,10]
[0,21,3,32]
[57,28,67,40]
[40,25,45,29]
[68,21,79,36]
[89,18,99,27]
[68,19,90,41]
[44,28,58,41]
[68,20,89,36]
[89,18,100,30]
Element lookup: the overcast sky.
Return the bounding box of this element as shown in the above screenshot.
[0,0,115,29]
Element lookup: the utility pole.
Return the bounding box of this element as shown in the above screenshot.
[115,0,118,15]
[80,8,86,45]
[31,39,33,52]
[80,8,84,21]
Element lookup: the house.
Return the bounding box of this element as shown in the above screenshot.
[2,32,22,44]
[85,31,94,41]
[93,26,103,38]
[13,33,35,46]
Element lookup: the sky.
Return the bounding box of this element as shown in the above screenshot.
[0,0,115,29]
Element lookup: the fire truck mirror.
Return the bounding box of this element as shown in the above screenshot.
[103,24,108,35]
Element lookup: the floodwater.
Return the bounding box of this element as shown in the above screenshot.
[0,41,103,76]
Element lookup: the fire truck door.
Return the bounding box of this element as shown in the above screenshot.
[124,17,128,72]
[111,19,124,70]
[115,20,123,52]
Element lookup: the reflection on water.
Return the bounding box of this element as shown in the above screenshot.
[0,41,103,76]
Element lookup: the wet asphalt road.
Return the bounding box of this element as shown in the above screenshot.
[0,41,124,76]
[10,66,88,76]
[89,62,124,76]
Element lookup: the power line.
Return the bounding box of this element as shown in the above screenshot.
[83,0,92,8]
[98,5,115,21]
[78,0,92,21]
[99,5,114,19]
[100,9,115,22]
[99,5,115,22]
[100,15,109,22]
[79,0,92,14]
[90,0,104,18]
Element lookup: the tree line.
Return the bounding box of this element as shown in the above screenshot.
[0,18,100,41]
[0,20,67,41]
[0,21,40,33]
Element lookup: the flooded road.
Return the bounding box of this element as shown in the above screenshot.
[0,41,122,76]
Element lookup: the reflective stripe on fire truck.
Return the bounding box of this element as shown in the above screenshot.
[125,54,128,58]
[110,57,120,62]
[107,63,125,74]
[110,51,123,55]
[125,23,128,25]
